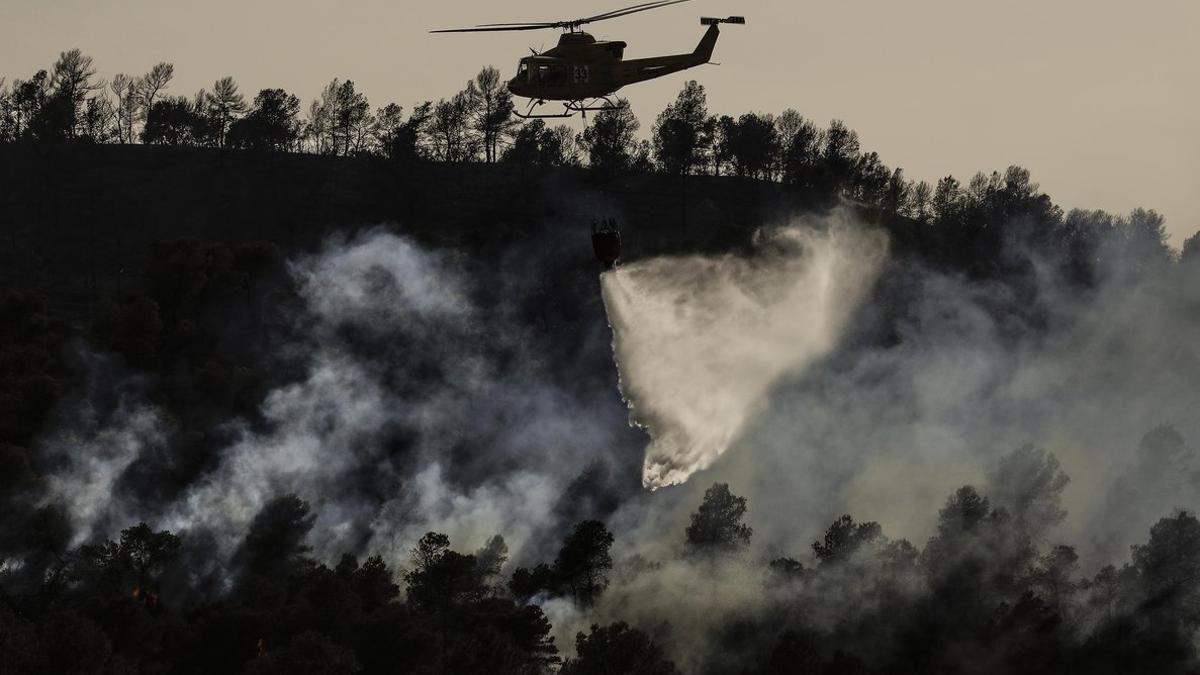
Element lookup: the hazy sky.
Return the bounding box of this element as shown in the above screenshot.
[2,0,1197,243]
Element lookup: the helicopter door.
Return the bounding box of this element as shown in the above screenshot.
[573,65,590,83]
[537,64,568,85]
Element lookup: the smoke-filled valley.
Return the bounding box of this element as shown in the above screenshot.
[3,145,1200,675]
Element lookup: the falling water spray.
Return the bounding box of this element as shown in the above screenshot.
[600,215,889,489]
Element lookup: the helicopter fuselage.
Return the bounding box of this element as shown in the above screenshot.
[506,24,719,102]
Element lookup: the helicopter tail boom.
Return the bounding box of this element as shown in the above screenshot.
[617,18,738,87]
[693,17,742,62]
[692,22,720,63]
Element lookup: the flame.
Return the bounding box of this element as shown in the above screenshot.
[131,584,160,607]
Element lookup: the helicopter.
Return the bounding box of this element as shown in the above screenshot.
[432,0,744,118]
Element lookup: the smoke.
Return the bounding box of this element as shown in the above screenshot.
[675,228,1200,568]
[36,217,1199,577]
[38,228,628,572]
[601,214,888,489]
[574,209,1200,666]
[23,208,1200,668]
[42,397,165,546]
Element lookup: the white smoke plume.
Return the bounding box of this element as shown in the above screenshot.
[601,214,888,489]
[42,398,165,546]
[40,228,623,571]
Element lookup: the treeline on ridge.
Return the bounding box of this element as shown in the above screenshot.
[2,48,1197,279]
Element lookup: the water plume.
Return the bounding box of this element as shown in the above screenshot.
[601,214,888,489]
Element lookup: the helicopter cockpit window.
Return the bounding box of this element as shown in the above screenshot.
[515,62,529,82]
[537,64,568,85]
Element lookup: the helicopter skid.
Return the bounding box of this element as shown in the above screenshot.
[514,96,621,119]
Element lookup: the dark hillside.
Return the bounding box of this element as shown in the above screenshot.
[0,145,840,525]
[6,141,1196,675]
[0,144,826,323]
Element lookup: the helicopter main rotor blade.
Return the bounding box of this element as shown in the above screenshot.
[431,0,693,34]
[573,0,675,23]
[475,22,558,27]
[578,0,691,24]
[473,1,681,29]
[430,24,554,33]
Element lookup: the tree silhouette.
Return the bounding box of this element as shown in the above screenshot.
[1123,208,1172,270]
[882,167,911,213]
[381,101,431,161]
[933,175,963,224]
[504,119,580,166]
[1132,511,1200,627]
[228,88,300,151]
[235,494,316,577]
[774,108,806,149]
[404,532,488,613]
[509,562,558,601]
[780,114,823,189]
[561,622,680,675]
[852,151,891,205]
[305,79,371,156]
[768,556,806,582]
[988,445,1070,539]
[475,534,509,590]
[717,112,780,179]
[1133,425,1191,502]
[118,523,181,587]
[685,483,752,553]
[108,73,138,143]
[821,119,861,194]
[328,553,401,615]
[48,49,101,139]
[554,521,614,606]
[78,95,115,142]
[136,62,174,121]
[371,102,405,152]
[335,80,372,155]
[4,71,49,140]
[812,515,883,566]
[504,119,547,164]
[1029,544,1080,616]
[921,485,1037,608]
[653,80,713,175]
[579,99,639,172]
[75,522,181,605]
[937,485,992,535]
[141,96,206,145]
[1181,232,1200,263]
[468,66,518,163]
[206,76,248,147]
[909,180,934,220]
[430,91,475,162]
